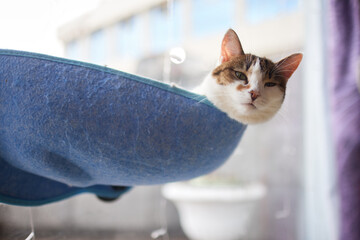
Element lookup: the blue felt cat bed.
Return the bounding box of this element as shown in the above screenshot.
[0,49,246,206]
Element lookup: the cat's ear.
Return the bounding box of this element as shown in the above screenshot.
[274,53,303,80]
[220,29,244,63]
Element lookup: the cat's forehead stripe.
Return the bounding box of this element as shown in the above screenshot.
[246,55,257,70]
[260,58,269,71]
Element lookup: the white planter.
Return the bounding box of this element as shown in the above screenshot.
[162,182,266,240]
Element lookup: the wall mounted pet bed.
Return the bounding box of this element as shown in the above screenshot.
[0,49,246,206]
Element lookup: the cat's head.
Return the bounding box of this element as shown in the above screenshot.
[207,29,302,124]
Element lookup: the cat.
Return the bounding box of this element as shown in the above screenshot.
[194,29,303,124]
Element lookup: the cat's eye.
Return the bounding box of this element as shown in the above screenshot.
[235,71,248,82]
[265,82,277,87]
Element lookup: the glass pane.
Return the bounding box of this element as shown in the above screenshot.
[246,0,299,24]
[0,0,338,239]
[89,29,106,64]
[150,4,169,53]
[192,0,235,36]
[117,16,141,58]
[66,40,80,60]
[150,0,183,54]
[0,205,34,240]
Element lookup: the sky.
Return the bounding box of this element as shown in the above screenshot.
[0,0,100,57]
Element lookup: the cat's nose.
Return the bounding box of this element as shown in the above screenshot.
[249,90,260,101]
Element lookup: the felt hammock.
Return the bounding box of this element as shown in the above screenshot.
[0,50,246,206]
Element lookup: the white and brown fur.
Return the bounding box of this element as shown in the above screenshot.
[194,29,303,124]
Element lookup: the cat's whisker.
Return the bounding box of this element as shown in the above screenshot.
[196,98,208,104]
[191,95,211,104]
[277,110,290,124]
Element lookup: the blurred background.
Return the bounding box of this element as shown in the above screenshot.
[0,0,338,239]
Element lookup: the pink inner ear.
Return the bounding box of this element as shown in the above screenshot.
[276,53,303,80]
[221,29,244,63]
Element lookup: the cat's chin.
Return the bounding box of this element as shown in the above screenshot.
[228,112,275,124]
[225,105,279,124]
[207,97,274,124]
[241,103,257,110]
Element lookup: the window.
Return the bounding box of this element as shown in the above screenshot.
[66,40,80,60]
[150,4,169,53]
[192,0,235,36]
[150,0,183,54]
[117,16,141,58]
[246,0,299,24]
[89,29,106,64]
[170,0,182,46]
